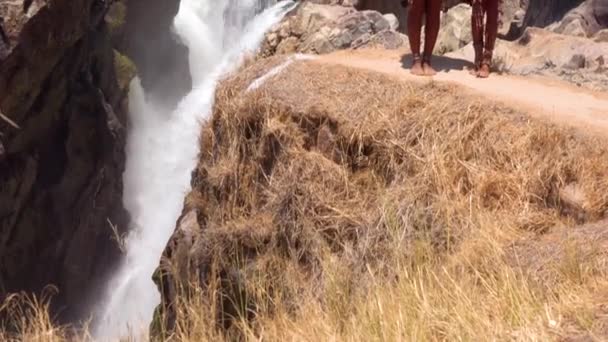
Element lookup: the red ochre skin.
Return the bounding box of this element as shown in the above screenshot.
[407,0,442,76]
[471,0,501,78]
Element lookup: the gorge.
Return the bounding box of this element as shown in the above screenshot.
[1,0,608,341]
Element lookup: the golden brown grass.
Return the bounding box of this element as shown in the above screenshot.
[151,58,608,340]
[0,286,91,341]
[3,57,608,341]
[3,228,607,341]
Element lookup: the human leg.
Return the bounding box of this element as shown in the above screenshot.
[408,0,425,75]
[422,0,441,75]
[478,0,499,78]
[471,0,485,75]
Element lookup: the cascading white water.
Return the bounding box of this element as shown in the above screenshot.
[93,1,296,340]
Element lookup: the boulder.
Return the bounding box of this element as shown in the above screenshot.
[260,2,406,57]
[547,0,608,37]
[434,3,473,55]
[355,0,408,33]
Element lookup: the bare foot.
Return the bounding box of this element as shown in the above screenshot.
[411,59,425,76]
[477,63,491,78]
[468,66,479,76]
[422,62,437,76]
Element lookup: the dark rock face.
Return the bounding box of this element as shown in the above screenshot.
[0,0,130,322]
[116,0,191,108]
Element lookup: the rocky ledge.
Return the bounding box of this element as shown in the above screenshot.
[290,0,608,90]
[259,2,406,57]
[154,53,608,337]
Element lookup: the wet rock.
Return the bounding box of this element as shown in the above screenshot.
[0,0,132,324]
[116,0,191,108]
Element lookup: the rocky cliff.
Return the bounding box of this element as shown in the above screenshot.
[0,0,188,323]
[153,3,608,337]
[155,52,608,337]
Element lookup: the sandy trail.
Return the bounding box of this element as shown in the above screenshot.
[316,49,608,138]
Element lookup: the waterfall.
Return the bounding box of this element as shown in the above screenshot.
[92,1,296,340]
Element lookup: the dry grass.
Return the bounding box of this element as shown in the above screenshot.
[0,286,92,341]
[3,57,608,341]
[153,58,608,340]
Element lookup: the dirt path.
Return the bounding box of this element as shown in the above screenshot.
[316,49,608,138]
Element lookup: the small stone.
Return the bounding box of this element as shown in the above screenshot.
[548,319,558,328]
[563,54,586,70]
[593,29,608,42]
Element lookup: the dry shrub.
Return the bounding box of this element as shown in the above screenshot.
[155,57,608,340]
